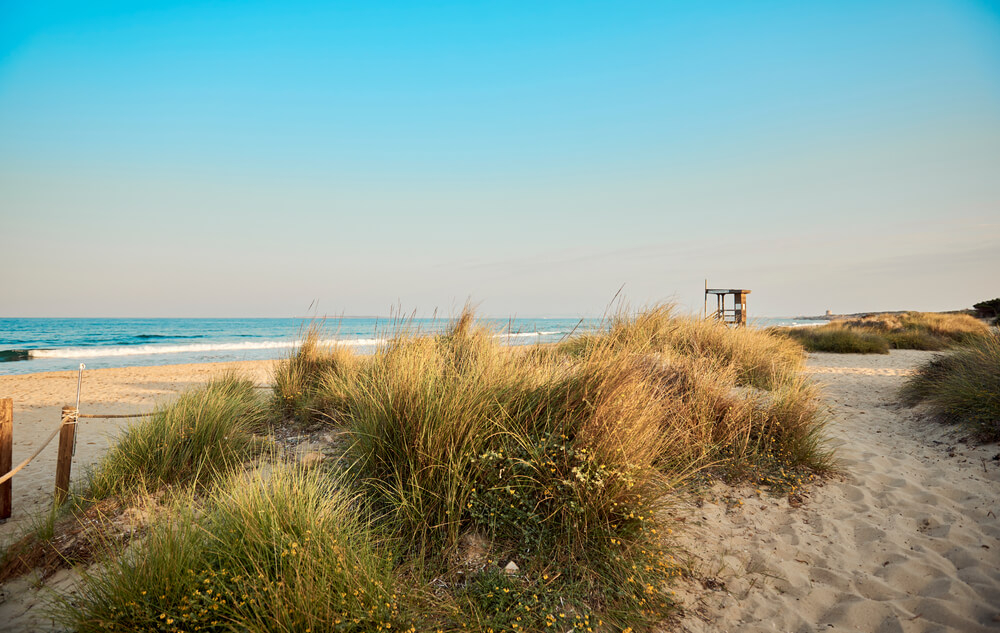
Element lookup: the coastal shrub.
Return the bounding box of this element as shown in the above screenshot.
[64,463,408,633]
[901,333,1000,441]
[87,374,265,499]
[776,324,890,354]
[973,298,1000,325]
[272,324,356,424]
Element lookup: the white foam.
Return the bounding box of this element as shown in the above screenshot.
[29,338,387,359]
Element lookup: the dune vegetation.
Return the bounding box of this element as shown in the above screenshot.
[773,311,989,354]
[902,332,1000,441]
[10,305,832,632]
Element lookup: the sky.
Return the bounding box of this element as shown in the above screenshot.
[1,0,998,318]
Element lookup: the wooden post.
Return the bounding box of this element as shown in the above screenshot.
[1,398,12,521]
[54,406,77,506]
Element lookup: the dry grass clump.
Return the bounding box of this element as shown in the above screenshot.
[315,307,825,628]
[272,324,355,424]
[776,324,890,354]
[87,374,266,499]
[776,311,989,354]
[902,332,1000,441]
[63,463,408,633]
[841,311,988,350]
[561,305,805,389]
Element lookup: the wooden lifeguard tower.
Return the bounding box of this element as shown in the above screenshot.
[704,283,751,327]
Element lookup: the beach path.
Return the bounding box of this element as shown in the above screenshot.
[675,349,1000,632]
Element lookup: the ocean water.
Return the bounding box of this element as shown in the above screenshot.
[0,316,820,376]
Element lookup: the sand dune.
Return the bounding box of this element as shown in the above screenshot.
[1,352,998,631]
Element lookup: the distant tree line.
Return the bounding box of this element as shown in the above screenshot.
[973,298,1000,324]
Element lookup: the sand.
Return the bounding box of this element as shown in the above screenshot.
[673,350,1000,632]
[0,361,273,540]
[1,352,998,632]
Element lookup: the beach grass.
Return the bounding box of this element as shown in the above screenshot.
[62,462,406,633]
[773,311,989,354]
[777,324,890,354]
[901,332,1000,441]
[55,305,830,632]
[271,323,356,425]
[86,373,266,499]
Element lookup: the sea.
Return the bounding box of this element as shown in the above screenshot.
[0,316,821,376]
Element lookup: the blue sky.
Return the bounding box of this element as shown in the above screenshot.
[1,1,998,317]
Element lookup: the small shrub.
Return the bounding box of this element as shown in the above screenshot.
[87,374,265,498]
[972,298,1000,320]
[902,333,1000,441]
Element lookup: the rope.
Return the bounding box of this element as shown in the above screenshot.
[77,412,155,419]
[0,418,69,486]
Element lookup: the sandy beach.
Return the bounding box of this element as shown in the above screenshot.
[674,350,1000,632]
[1,351,998,631]
[0,361,274,541]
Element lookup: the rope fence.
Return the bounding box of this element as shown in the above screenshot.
[1,364,272,520]
[0,409,63,487]
[78,412,155,419]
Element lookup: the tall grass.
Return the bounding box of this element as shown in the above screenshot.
[314,307,826,627]
[560,305,805,389]
[87,374,266,499]
[901,332,1000,441]
[841,311,988,348]
[272,324,355,424]
[776,311,989,354]
[59,305,830,632]
[777,324,890,354]
[64,463,406,633]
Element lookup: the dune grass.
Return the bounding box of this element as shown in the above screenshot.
[777,324,890,354]
[774,311,989,354]
[272,324,356,425]
[841,311,988,350]
[64,463,406,633]
[558,304,805,389]
[59,305,830,632]
[87,374,266,499]
[901,332,1000,441]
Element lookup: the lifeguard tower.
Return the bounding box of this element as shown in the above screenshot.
[704,284,751,327]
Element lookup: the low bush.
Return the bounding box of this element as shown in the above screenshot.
[901,333,1000,441]
[87,374,266,499]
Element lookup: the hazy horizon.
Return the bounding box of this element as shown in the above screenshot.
[2,1,998,319]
